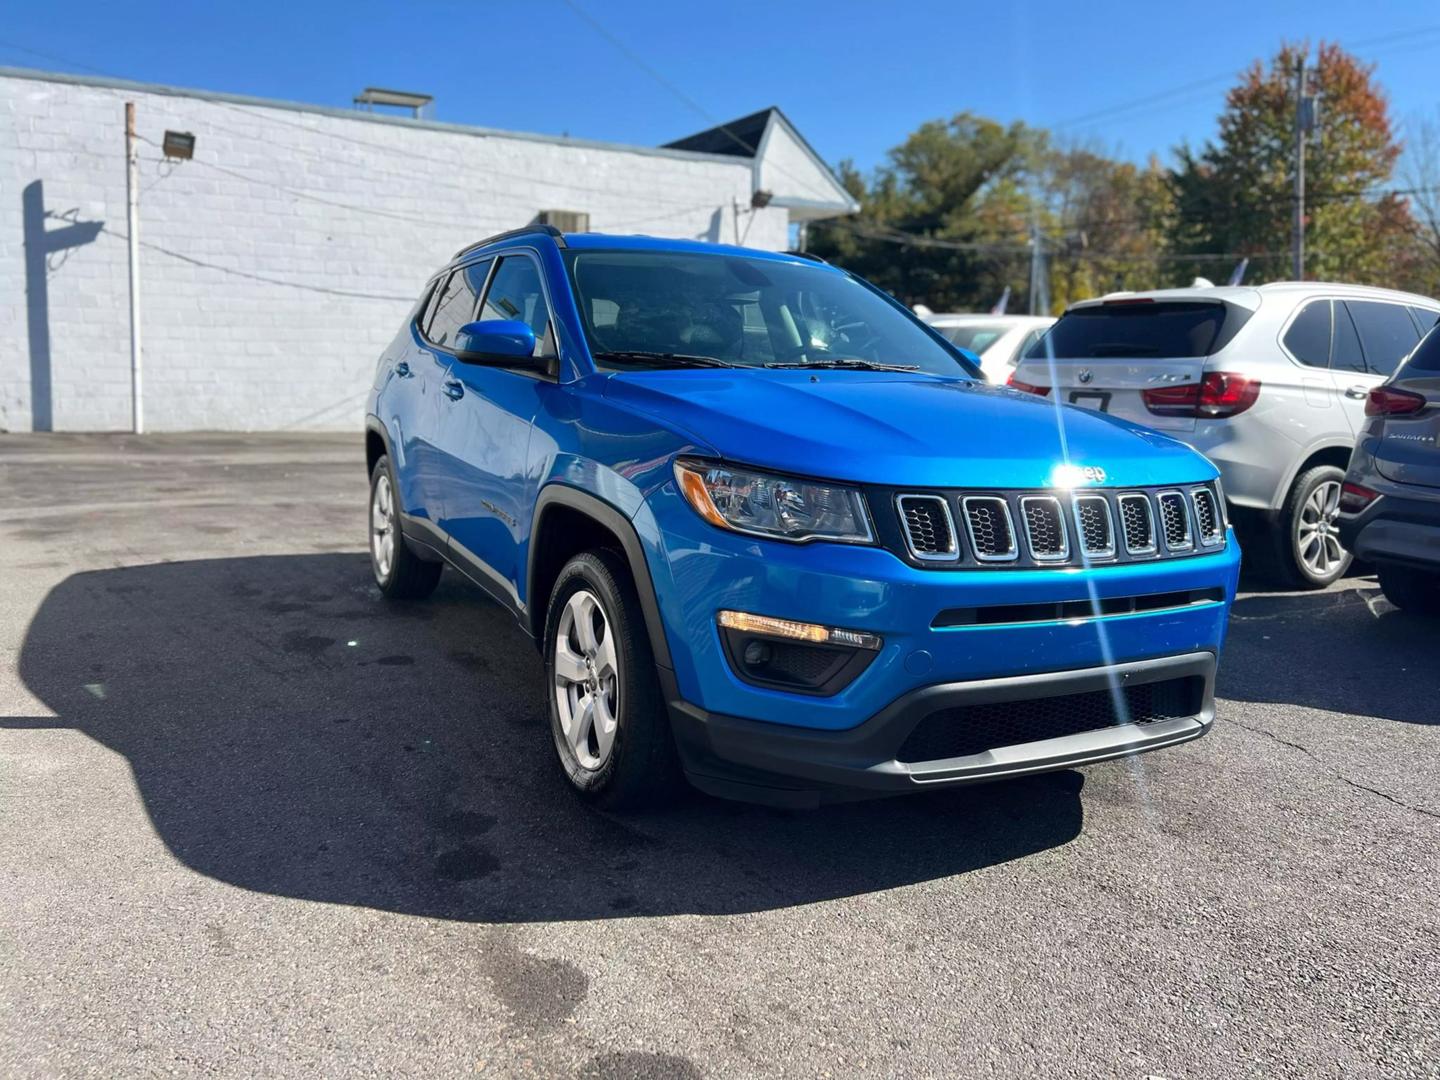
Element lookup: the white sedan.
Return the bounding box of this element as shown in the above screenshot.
[924,314,1056,383]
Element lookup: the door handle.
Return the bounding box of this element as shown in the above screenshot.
[1344,385,1369,400]
[442,378,465,401]
[393,361,411,378]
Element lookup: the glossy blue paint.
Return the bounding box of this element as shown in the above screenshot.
[455,319,536,361]
[368,229,1238,738]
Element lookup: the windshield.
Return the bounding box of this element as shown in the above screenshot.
[1028,301,1238,360]
[564,250,973,376]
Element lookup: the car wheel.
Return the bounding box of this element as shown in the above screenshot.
[369,455,442,600]
[1377,563,1440,615]
[543,549,684,810]
[1275,465,1352,589]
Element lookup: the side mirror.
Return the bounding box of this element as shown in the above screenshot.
[453,319,538,365]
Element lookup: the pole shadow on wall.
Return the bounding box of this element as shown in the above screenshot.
[22,181,104,432]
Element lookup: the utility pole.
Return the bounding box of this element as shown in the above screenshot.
[1292,56,1307,281]
[1028,226,1044,316]
[125,101,143,434]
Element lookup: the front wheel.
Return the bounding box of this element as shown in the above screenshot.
[1377,563,1440,615]
[542,550,684,810]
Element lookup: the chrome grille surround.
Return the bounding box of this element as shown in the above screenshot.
[1019,496,1069,562]
[896,494,959,561]
[961,496,1018,562]
[885,484,1225,570]
[1072,494,1117,560]
[1156,490,1194,552]
[1117,493,1158,556]
[1190,488,1223,547]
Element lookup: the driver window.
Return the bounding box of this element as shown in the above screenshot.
[481,256,557,359]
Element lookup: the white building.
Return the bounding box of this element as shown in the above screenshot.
[0,68,856,431]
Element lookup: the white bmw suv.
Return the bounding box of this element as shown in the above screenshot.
[1009,283,1440,587]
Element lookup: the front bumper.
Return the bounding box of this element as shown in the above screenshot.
[670,651,1216,807]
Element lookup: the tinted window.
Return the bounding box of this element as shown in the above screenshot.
[564,250,970,375]
[1331,302,1364,373]
[1283,300,1331,368]
[1405,325,1440,372]
[481,256,556,358]
[1345,300,1421,377]
[941,326,1004,354]
[1408,306,1440,335]
[1029,302,1240,360]
[425,260,489,348]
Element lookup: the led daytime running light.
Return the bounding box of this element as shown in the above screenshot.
[717,610,882,651]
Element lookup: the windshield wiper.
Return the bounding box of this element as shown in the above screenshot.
[594,350,739,369]
[764,358,921,373]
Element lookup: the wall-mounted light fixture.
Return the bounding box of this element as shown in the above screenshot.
[161,130,196,160]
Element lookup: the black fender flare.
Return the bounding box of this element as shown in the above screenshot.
[528,484,675,673]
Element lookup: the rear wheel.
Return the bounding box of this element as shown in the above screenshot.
[1249,465,1352,589]
[369,455,442,600]
[543,550,684,810]
[1377,563,1440,615]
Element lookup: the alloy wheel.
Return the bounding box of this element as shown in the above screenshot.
[371,472,396,581]
[1295,478,1345,579]
[553,589,620,771]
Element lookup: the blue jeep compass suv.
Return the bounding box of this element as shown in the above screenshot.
[365,226,1240,808]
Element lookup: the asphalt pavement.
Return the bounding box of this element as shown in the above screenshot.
[1,434,1436,1079]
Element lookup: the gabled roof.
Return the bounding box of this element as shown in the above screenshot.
[663,107,774,157]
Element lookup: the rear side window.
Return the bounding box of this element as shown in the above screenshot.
[1028,301,1248,360]
[424,260,490,348]
[1331,303,1364,372]
[1283,300,1331,368]
[1408,306,1440,335]
[1344,300,1421,377]
[1405,325,1440,372]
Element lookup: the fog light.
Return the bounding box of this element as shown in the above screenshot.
[717,610,881,651]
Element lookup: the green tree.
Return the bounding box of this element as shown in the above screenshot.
[1169,42,1413,284]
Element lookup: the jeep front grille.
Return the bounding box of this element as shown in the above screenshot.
[962,497,1017,561]
[1019,496,1068,561]
[1157,491,1193,551]
[1073,495,1115,559]
[1191,488,1223,546]
[1117,493,1157,555]
[884,484,1224,569]
[896,494,957,560]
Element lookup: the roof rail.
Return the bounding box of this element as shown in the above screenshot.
[453,224,566,260]
[783,250,828,263]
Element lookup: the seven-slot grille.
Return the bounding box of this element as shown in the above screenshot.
[890,484,1223,568]
[962,497,1018,561]
[896,495,957,560]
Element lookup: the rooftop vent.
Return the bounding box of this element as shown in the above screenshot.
[354,88,433,119]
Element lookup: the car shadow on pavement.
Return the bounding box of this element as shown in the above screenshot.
[1220,580,1440,725]
[4,554,1084,923]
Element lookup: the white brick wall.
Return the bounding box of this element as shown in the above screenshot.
[0,71,792,431]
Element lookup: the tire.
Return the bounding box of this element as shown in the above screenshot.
[542,549,685,810]
[369,455,442,600]
[1253,465,1352,590]
[1377,563,1440,615]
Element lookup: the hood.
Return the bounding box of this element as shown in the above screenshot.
[602,369,1214,489]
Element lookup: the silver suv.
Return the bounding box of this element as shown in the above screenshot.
[1009,283,1440,587]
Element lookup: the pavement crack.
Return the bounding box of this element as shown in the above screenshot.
[1227,716,1440,822]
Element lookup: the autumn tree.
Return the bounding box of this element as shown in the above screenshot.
[1169,42,1412,285]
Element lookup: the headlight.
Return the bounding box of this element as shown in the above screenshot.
[673,459,873,544]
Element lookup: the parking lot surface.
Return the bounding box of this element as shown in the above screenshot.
[2,434,1437,1079]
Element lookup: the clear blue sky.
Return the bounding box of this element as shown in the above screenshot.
[3,0,1439,174]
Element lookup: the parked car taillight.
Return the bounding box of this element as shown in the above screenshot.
[1006,373,1050,396]
[1142,372,1260,418]
[1339,482,1380,512]
[1364,386,1426,416]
